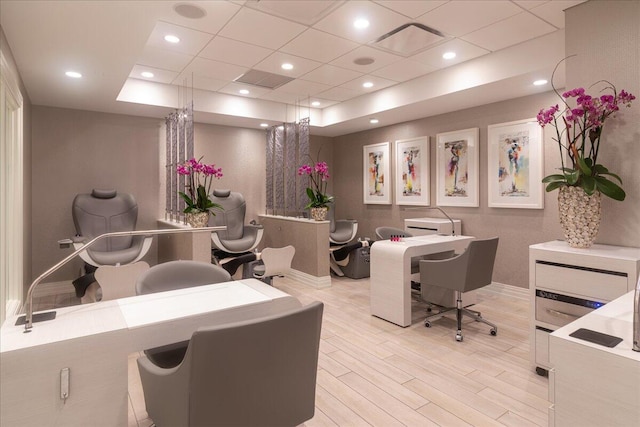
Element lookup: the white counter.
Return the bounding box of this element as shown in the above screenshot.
[549,290,640,426]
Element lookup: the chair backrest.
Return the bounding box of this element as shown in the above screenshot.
[375,226,413,240]
[260,245,295,278]
[462,237,499,291]
[185,301,323,426]
[135,260,231,295]
[209,189,246,240]
[72,189,138,252]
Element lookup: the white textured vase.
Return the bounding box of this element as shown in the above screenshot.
[558,186,601,248]
[185,211,210,228]
[310,207,328,221]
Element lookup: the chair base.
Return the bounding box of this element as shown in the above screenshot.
[424,295,497,341]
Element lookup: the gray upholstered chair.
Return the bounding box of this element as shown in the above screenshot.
[375,226,413,240]
[135,260,232,368]
[137,301,324,427]
[209,189,263,255]
[327,202,357,245]
[253,245,295,286]
[419,237,499,341]
[69,189,153,298]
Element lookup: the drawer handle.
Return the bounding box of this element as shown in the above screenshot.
[545,308,580,321]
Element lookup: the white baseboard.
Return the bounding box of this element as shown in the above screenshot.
[288,269,331,289]
[486,281,528,300]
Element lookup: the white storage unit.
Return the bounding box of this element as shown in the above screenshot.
[529,240,640,376]
[404,217,461,236]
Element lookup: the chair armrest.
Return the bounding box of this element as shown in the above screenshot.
[419,254,466,291]
[247,221,263,230]
[336,219,357,225]
[137,355,190,426]
[58,238,73,249]
[71,235,85,244]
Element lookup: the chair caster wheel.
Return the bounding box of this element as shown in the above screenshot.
[455,334,463,342]
[424,321,431,328]
[490,328,497,336]
[426,307,432,312]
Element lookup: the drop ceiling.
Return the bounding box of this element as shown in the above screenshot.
[0,0,584,136]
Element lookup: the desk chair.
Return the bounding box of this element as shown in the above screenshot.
[69,189,153,298]
[209,189,263,256]
[137,301,324,427]
[253,245,295,286]
[375,226,412,240]
[135,260,231,368]
[419,237,499,341]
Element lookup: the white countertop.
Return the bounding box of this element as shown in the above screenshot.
[551,290,639,361]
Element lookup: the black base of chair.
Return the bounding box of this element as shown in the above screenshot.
[424,292,497,341]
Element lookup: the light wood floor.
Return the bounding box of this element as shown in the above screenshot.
[34,276,548,427]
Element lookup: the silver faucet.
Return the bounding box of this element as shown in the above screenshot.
[634,276,640,352]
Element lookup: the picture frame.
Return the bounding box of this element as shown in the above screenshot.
[487,118,544,209]
[363,142,391,204]
[435,128,479,207]
[395,136,430,206]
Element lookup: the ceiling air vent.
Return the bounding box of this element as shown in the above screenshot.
[371,23,446,57]
[234,69,294,90]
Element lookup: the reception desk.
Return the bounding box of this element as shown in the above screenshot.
[0,279,301,426]
[370,234,474,327]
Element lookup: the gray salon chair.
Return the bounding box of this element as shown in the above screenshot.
[327,203,357,245]
[375,226,412,240]
[137,301,324,427]
[69,189,152,298]
[135,260,232,368]
[253,245,295,286]
[419,237,499,341]
[209,189,263,254]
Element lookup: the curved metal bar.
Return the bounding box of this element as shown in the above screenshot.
[23,226,225,331]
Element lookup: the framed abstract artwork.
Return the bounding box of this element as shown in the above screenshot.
[487,118,544,209]
[395,136,429,206]
[363,142,391,204]
[435,128,479,207]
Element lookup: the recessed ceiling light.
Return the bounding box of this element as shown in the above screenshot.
[281,63,293,70]
[141,71,154,78]
[260,123,269,128]
[362,81,374,88]
[369,118,379,124]
[164,34,180,43]
[442,51,456,60]
[173,3,207,19]
[239,89,250,95]
[354,18,369,29]
[65,71,82,79]
[354,57,375,66]
[533,79,548,86]
[311,101,321,107]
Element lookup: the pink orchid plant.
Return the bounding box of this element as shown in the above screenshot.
[177,157,223,214]
[297,160,334,209]
[537,63,635,201]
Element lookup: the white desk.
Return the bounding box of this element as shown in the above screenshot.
[370,234,474,327]
[0,279,301,427]
[549,291,640,427]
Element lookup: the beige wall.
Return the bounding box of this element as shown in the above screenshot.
[1,25,32,297]
[31,107,162,282]
[565,0,640,247]
[331,92,566,288]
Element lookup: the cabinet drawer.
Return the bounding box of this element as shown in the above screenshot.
[535,261,627,301]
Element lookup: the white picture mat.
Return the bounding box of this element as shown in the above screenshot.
[435,128,479,207]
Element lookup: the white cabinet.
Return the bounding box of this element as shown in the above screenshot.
[529,241,640,375]
[404,217,461,236]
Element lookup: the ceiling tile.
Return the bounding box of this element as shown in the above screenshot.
[158,1,240,34]
[316,86,362,102]
[218,81,272,98]
[275,79,333,97]
[529,1,586,28]
[410,38,490,69]
[199,36,273,68]
[253,52,323,79]
[279,28,359,63]
[244,0,343,26]
[129,65,178,84]
[298,97,340,108]
[339,74,397,93]
[180,57,247,81]
[258,90,302,104]
[373,0,448,19]
[145,21,214,55]
[417,1,522,37]
[330,45,403,73]
[137,46,194,72]
[313,1,409,44]
[513,1,549,10]
[462,12,557,52]
[300,64,363,86]
[370,59,437,82]
[218,7,306,49]
[174,75,228,93]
